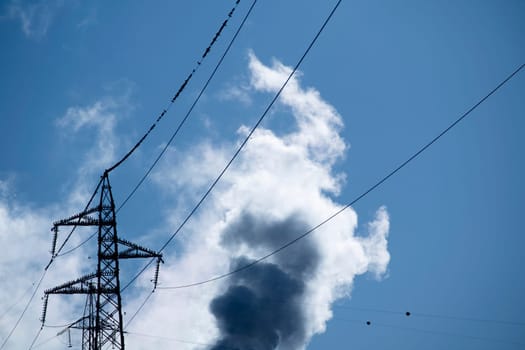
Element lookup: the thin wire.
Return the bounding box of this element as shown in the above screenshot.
[0,282,34,322]
[124,291,154,330]
[1,178,99,348]
[336,318,525,347]
[27,327,43,350]
[412,311,525,327]
[46,0,248,262]
[31,333,57,349]
[125,331,238,349]
[330,304,525,327]
[159,0,341,253]
[106,0,243,175]
[116,0,258,213]
[126,317,523,349]
[0,269,47,350]
[49,176,103,263]
[120,0,337,292]
[157,62,525,290]
[119,0,259,293]
[55,231,97,257]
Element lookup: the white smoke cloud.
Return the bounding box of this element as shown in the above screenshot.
[129,52,390,349]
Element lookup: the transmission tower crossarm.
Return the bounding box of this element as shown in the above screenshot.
[43,172,162,350]
[44,272,117,295]
[115,238,163,260]
[44,273,98,295]
[52,206,103,227]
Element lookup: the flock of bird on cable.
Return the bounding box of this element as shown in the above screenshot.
[34,1,311,349]
[34,1,370,349]
[14,0,520,349]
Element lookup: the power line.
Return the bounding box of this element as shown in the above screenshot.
[156,0,341,254]
[0,282,34,322]
[335,305,525,327]
[148,289,525,329]
[63,287,525,348]
[105,0,243,175]
[123,315,524,349]
[157,62,524,290]
[49,0,252,262]
[115,0,258,213]
[411,311,525,327]
[31,333,58,349]
[27,327,43,350]
[0,269,47,350]
[337,317,525,347]
[0,178,101,348]
[119,0,341,295]
[124,291,155,330]
[54,230,96,258]
[125,331,239,349]
[117,0,258,293]
[50,177,103,262]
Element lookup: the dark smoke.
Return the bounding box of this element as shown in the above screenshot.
[209,213,320,350]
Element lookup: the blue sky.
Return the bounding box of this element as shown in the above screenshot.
[0,1,524,349]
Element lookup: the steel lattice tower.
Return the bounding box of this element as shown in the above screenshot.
[42,172,162,349]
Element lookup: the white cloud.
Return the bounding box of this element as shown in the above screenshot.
[0,52,391,349]
[77,8,97,30]
[0,184,93,349]
[218,83,253,106]
[0,85,132,349]
[136,52,391,349]
[4,0,64,39]
[58,99,118,171]
[56,84,134,207]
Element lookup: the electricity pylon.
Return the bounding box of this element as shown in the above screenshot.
[41,172,162,349]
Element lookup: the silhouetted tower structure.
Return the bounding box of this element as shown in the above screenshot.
[42,172,162,349]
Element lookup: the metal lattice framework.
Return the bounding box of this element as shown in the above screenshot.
[42,173,162,349]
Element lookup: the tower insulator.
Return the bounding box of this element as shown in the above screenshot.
[152,258,163,289]
[40,295,49,325]
[50,226,58,256]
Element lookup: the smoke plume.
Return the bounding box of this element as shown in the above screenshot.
[143,52,390,350]
[209,214,318,349]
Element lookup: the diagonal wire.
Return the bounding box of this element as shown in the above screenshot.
[30,333,57,349]
[124,290,155,330]
[115,0,258,213]
[101,0,258,297]
[0,282,34,322]
[50,0,249,261]
[119,0,339,293]
[0,269,47,350]
[49,177,103,263]
[157,62,524,290]
[27,326,43,350]
[106,0,243,175]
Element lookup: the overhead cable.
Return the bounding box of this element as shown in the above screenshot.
[338,317,525,347]
[157,62,524,290]
[50,0,249,260]
[105,0,242,174]
[116,0,258,213]
[0,270,47,350]
[119,0,339,294]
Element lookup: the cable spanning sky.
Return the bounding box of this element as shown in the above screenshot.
[0,1,524,349]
